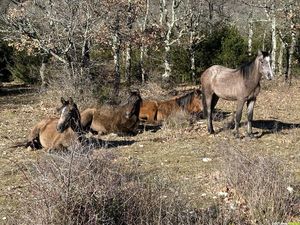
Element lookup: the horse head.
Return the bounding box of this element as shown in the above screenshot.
[190,89,202,113]
[175,89,202,113]
[257,50,274,80]
[57,97,81,133]
[124,90,142,119]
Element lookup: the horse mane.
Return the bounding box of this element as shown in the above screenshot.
[175,92,194,109]
[238,59,256,79]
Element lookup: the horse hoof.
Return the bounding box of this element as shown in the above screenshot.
[246,133,256,139]
[208,130,215,135]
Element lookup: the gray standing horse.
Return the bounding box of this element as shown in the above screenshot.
[200,50,274,137]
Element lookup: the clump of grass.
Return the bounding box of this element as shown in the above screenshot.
[220,147,299,224]
[16,146,202,225]
[162,110,191,130]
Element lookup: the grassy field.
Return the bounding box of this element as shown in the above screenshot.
[0,79,300,224]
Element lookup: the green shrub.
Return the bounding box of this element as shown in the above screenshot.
[8,50,41,84]
[195,25,249,73]
[0,40,13,82]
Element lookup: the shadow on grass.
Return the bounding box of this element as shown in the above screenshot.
[218,119,300,138]
[138,124,162,133]
[0,84,37,96]
[252,119,300,138]
[101,139,135,148]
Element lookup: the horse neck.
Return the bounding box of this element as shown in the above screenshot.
[176,94,192,110]
[245,59,262,87]
[70,116,85,142]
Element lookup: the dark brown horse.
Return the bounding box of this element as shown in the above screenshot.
[81,90,142,135]
[24,97,85,151]
[201,50,274,137]
[139,89,202,124]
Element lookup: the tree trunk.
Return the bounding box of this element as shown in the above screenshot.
[278,39,285,77]
[189,31,196,83]
[162,0,179,84]
[208,1,213,34]
[139,0,150,84]
[162,44,171,82]
[271,4,276,74]
[39,57,48,89]
[159,0,166,26]
[112,35,121,96]
[112,15,121,96]
[125,0,133,86]
[285,28,296,84]
[248,13,253,56]
[140,44,147,83]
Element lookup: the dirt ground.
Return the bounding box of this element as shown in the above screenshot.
[0,79,300,222]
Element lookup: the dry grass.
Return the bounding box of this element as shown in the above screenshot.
[12,148,199,225]
[1,78,300,224]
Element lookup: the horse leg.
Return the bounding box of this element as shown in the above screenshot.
[211,94,219,118]
[234,100,245,138]
[206,94,214,134]
[246,99,255,137]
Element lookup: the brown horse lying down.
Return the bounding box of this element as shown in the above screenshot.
[139,100,159,124]
[22,97,86,151]
[139,89,202,124]
[81,90,142,135]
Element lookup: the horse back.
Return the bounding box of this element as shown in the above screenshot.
[90,106,116,134]
[81,108,96,131]
[201,65,246,101]
[37,118,60,148]
[157,99,179,121]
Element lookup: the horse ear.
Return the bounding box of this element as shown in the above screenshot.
[257,50,262,56]
[61,97,67,105]
[68,97,74,105]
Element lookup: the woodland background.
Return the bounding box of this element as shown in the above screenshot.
[0,1,300,224]
[0,0,299,97]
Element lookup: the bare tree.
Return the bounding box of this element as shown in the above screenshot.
[186,0,205,82]
[2,0,102,83]
[160,0,186,85]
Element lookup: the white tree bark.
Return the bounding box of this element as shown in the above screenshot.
[112,14,121,95]
[139,0,150,84]
[161,0,185,82]
[125,0,133,86]
[39,60,47,88]
[248,12,253,56]
[271,3,276,74]
[285,25,296,84]
[278,38,285,77]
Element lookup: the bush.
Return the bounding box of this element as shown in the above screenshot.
[221,147,298,224]
[0,40,13,82]
[7,50,41,84]
[195,25,249,73]
[17,148,200,225]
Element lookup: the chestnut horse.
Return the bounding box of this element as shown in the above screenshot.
[81,90,142,135]
[139,100,159,124]
[23,97,85,151]
[201,50,274,137]
[139,89,202,124]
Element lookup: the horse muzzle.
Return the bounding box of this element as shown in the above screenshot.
[266,72,274,80]
[57,123,66,133]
